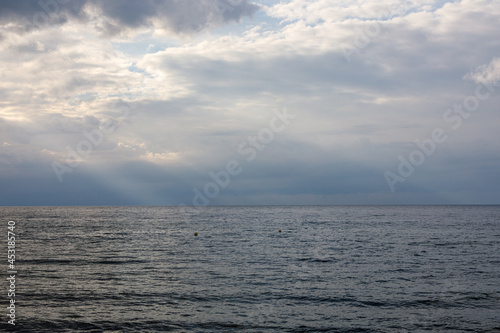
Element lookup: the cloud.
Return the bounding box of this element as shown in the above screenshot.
[0,0,260,36]
[464,57,500,85]
[0,0,88,32]
[1,0,500,205]
[96,0,260,35]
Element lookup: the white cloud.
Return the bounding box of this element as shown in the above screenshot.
[464,57,500,85]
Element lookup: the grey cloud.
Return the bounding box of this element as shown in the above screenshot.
[0,170,135,206]
[0,0,86,18]
[0,0,87,31]
[0,118,31,144]
[2,125,500,205]
[2,0,500,206]
[95,0,261,35]
[0,0,260,35]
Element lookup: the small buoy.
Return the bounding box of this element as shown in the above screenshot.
[278,229,282,233]
[194,232,198,236]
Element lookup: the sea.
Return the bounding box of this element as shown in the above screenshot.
[1,205,499,332]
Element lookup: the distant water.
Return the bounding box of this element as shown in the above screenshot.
[1,206,500,332]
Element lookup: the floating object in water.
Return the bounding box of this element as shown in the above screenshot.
[225,220,227,223]
[194,232,198,236]
[278,229,282,233]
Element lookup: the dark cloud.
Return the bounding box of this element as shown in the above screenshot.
[0,0,260,34]
[0,0,87,31]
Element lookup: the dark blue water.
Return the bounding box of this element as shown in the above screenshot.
[1,206,499,332]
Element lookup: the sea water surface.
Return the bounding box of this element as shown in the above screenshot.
[1,205,499,332]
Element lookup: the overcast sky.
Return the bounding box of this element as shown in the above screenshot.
[1,0,499,206]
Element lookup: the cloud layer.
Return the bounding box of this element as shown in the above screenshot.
[1,0,500,205]
[0,0,260,35]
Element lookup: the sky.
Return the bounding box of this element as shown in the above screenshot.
[1,0,499,206]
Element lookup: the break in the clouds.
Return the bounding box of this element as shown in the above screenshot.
[1,0,500,206]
